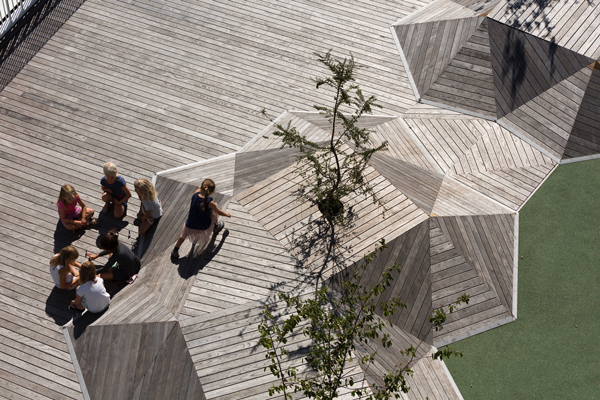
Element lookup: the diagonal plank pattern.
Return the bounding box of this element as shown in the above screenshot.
[394,0,600,162]
[1,0,596,398]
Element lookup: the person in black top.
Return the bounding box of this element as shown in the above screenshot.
[88,229,140,281]
[171,179,231,261]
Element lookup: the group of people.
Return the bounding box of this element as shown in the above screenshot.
[57,162,164,235]
[51,162,231,314]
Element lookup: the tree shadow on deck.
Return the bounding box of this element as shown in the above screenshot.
[0,0,87,92]
[268,205,360,299]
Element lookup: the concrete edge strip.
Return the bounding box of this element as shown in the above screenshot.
[516,162,559,213]
[513,212,519,318]
[433,315,516,348]
[61,326,91,400]
[560,152,600,164]
[390,24,420,101]
[433,345,466,400]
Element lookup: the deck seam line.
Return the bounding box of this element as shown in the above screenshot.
[61,325,90,400]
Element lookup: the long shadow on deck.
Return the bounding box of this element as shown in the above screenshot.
[175,229,229,279]
[0,0,87,92]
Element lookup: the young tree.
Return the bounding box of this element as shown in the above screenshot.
[259,51,468,399]
[263,51,388,224]
[258,240,469,400]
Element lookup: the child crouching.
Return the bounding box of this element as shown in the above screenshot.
[70,261,110,313]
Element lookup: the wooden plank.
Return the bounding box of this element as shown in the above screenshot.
[370,153,444,214]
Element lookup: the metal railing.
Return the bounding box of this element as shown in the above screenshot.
[1,0,37,39]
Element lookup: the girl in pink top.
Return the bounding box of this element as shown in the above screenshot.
[57,184,98,232]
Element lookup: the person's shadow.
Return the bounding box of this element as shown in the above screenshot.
[131,217,160,259]
[52,221,84,253]
[175,230,229,279]
[52,214,125,254]
[70,308,109,339]
[45,287,78,326]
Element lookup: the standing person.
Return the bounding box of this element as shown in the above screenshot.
[100,162,131,219]
[49,246,81,290]
[87,229,140,282]
[171,179,231,261]
[70,261,110,313]
[133,178,163,235]
[57,184,98,232]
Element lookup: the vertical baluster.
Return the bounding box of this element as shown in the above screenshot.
[2,0,10,22]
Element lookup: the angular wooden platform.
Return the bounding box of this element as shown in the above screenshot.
[1,0,598,399]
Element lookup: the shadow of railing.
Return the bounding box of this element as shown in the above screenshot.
[0,0,86,92]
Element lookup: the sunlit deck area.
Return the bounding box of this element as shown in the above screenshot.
[1,0,600,399]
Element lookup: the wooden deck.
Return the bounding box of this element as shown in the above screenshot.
[0,0,595,399]
[393,0,600,162]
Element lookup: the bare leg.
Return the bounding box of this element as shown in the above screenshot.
[100,270,114,281]
[62,219,87,231]
[61,220,79,232]
[113,203,125,219]
[85,208,95,222]
[102,193,112,206]
[139,220,152,235]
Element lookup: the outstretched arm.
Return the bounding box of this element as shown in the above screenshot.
[209,201,231,217]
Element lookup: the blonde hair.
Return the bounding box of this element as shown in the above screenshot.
[103,162,118,177]
[79,261,98,284]
[50,246,79,270]
[58,184,78,204]
[198,179,215,212]
[134,179,157,201]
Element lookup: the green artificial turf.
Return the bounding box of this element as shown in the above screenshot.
[445,159,600,399]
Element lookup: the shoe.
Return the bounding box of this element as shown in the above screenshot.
[126,274,138,284]
[214,221,224,235]
[171,247,179,262]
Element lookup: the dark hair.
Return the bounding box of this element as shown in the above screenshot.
[99,229,120,252]
[79,261,98,284]
[199,178,215,212]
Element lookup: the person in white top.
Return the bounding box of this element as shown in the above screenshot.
[49,246,80,290]
[70,261,110,313]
